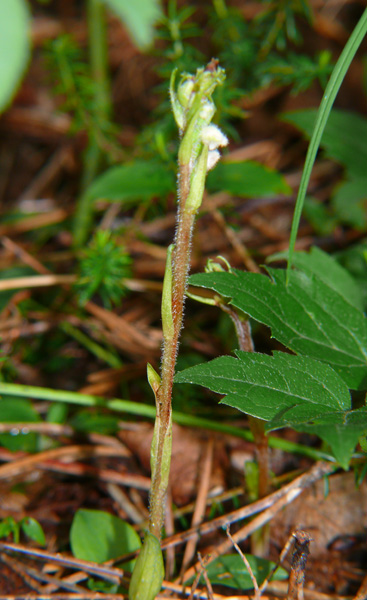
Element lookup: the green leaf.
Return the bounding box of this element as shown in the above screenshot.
[269,406,367,470]
[175,351,351,421]
[0,517,20,542]
[70,410,120,434]
[188,268,367,390]
[206,161,291,197]
[0,0,30,113]
[332,178,367,230]
[186,554,288,589]
[70,509,141,567]
[21,517,46,546]
[102,0,162,49]
[282,109,367,177]
[82,160,175,206]
[269,246,364,311]
[0,397,41,452]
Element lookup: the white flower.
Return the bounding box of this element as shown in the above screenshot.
[199,101,215,122]
[201,124,229,151]
[206,149,221,171]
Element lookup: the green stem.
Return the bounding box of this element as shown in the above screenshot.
[0,381,334,461]
[73,0,112,247]
[60,321,122,368]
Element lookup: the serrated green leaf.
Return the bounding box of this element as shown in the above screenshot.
[188,268,367,390]
[269,246,364,311]
[175,351,351,421]
[102,0,162,49]
[0,0,30,113]
[206,160,291,197]
[21,517,46,546]
[70,509,141,567]
[269,406,367,469]
[82,160,174,206]
[186,554,288,589]
[282,109,367,178]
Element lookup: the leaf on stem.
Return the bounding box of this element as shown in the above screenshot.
[188,266,367,390]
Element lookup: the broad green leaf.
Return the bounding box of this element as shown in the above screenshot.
[269,406,367,469]
[336,242,367,311]
[83,160,175,206]
[269,246,364,311]
[0,0,30,113]
[70,509,141,568]
[21,517,46,546]
[188,268,367,390]
[282,109,367,178]
[175,351,351,422]
[102,0,162,49]
[186,554,288,589]
[0,397,41,452]
[332,178,367,230]
[206,161,291,197]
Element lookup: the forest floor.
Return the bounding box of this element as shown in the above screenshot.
[0,1,366,599]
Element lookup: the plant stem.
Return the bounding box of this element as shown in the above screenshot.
[218,302,269,555]
[73,0,112,246]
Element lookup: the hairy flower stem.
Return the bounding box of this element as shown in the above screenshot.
[129,62,227,600]
[149,170,202,539]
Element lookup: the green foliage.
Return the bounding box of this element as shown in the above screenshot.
[45,34,118,157]
[102,0,162,50]
[188,263,367,390]
[175,248,367,468]
[206,160,291,197]
[75,230,132,308]
[0,516,46,546]
[70,410,120,434]
[284,7,367,275]
[0,397,41,452]
[70,509,141,567]
[0,0,30,113]
[186,553,288,589]
[283,109,367,229]
[259,50,332,93]
[81,160,175,206]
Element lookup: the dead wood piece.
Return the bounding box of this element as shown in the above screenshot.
[288,531,312,600]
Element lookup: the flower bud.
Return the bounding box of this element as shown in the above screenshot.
[129,532,164,600]
[201,124,228,150]
[177,77,195,110]
[206,149,221,171]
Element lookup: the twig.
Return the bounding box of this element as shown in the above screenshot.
[353,573,367,600]
[180,438,214,577]
[197,553,214,600]
[0,542,123,583]
[0,444,132,480]
[162,462,336,551]
[226,525,259,599]
[287,531,312,600]
[181,462,335,583]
